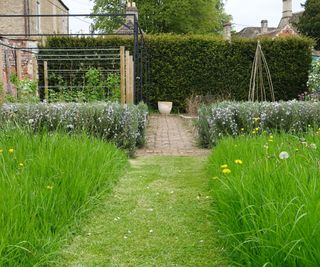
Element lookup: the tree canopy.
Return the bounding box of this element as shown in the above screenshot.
[90,0,227,34]
[297,0,320,49]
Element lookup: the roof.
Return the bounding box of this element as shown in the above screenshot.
[115,21,135,35]
[259,24,298,37]
[57,0,69,11]
[236,27,277,38]
[237,11,303,38]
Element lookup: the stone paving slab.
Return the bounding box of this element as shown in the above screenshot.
[137,114,210,156]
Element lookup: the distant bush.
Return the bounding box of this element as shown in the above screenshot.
[197,101,320,147]
[0,102,148,155]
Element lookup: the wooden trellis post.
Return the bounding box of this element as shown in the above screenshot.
[120,46,126,105]
[125,50,134,104]
[120,48,135,105]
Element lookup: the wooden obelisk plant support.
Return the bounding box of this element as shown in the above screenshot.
[249,41,275,102]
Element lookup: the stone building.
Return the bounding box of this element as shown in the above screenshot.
[0,0,69,37]
[236,0,301,38]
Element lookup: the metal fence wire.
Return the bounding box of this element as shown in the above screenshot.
[0,13,149,104]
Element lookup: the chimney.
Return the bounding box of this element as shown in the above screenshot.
[261,20,268,34]
[282,0,293,19]
[223,22,232,42]
[126,1,138,25]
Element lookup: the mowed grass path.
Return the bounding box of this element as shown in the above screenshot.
[57,156,225,266]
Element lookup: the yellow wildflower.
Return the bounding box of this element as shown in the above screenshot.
[234,159,243,164]
[255,127,259,131]
[240,128,244,131]
[19,163,24,167]
[220,164,228,169]
[253,117,260,122]
[252,130,256,134]
[47,185,54,190]
[8,148,14,154]
[222,168,231,174]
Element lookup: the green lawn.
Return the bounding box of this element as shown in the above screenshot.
[57,156,225,266]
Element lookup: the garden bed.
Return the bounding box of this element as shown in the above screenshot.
[0,102,148,156]
[197,101,320,147]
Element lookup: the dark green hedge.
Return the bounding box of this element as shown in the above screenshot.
[43,35,313,111]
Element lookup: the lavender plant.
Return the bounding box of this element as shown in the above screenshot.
[197,101,320,147]
[0,102,148,155]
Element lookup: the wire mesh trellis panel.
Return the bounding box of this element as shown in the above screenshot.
[0,13,148,104]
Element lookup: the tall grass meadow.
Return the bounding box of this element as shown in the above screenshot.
[208,133,320,266]
[0,129,127,266]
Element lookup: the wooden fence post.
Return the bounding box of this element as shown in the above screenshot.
[16,50,22,80]
[120,46,126,105]
[44,61,49,100]
[125,51,131,104]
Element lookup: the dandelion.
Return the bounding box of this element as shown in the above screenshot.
[240,128,244,131]
[220,164,228,169]
[8,148,14,154]
[47,185,54,190]
[309,143,317,150]
[255,127,260,131]
[279,151,289,160]
[19,163,24,167]
[234,159,243,164]
[222,168,231,174]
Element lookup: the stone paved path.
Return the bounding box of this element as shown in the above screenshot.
[137,114,209,156]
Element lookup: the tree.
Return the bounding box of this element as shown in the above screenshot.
[297,0,320,49]
[90,0,227,34]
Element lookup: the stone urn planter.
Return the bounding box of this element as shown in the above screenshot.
[158,101,173,115]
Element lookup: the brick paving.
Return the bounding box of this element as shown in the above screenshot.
[137,114,210,156]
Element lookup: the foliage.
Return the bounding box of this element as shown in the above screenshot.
[208,133,320,266]
[8,74,38,103]
[0,102,148,155]
[307,60,320,92]
[91,0,227,34]
[43,36,313,111]
[48,69,121,103]
[197,101,320,148]
[297,0,320,50]
[0,129,127,266]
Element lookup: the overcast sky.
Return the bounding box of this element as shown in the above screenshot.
[62,0,306,33]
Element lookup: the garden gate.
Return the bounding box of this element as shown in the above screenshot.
[0,13,149,104]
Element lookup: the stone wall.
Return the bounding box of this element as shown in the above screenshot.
[0,0,68,37]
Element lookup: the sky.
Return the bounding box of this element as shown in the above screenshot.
[62,0,306,33]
